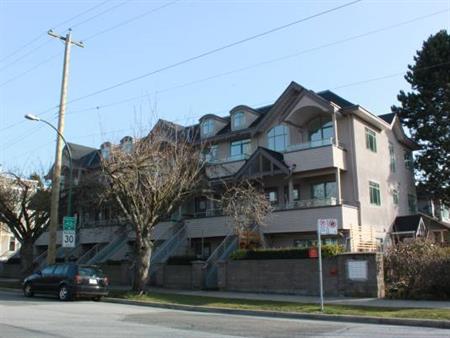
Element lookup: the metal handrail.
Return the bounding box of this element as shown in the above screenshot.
[77,242,104,264]
[150,224,186,265]
[86,231,128,265]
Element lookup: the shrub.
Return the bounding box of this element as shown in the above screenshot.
[384,239,450,300]
[166,255,197,265]
[230,244,344,260]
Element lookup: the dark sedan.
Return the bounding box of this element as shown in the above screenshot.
[23,263,109,301]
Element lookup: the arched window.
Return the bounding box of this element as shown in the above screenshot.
[233,112,245,130]
[308,117,333,144]
[267,125,289,151]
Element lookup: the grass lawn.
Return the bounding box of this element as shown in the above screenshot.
[112,291,450,321]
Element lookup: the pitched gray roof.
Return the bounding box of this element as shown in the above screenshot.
[378,113,396,124]
[317,90,354,108]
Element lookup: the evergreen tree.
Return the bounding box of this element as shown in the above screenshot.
[392,30,450,204]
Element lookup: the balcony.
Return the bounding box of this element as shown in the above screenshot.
[183,203,359,238]
[284,140,346,172]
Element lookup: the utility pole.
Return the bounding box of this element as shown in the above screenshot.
[47,29,83,265]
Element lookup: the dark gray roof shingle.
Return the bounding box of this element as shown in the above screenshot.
[378,113,396,124]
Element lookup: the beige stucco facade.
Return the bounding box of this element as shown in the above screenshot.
[32,81,419,264]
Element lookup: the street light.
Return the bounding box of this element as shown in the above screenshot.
[24,114,74,219]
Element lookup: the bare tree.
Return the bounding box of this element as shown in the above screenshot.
[101,127,205,292]
[220,181,272,249]
[0,173,51,275]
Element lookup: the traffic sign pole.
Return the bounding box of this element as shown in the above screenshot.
[316,218,338,312]
[317,223,324,312]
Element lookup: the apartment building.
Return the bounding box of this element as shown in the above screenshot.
[33,81,424,271]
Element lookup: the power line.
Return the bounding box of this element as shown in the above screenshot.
[64,0,363,106]
[82,0,181,42]
[50,0,111,31]
[0,0,128,75]
[330,61,450,90]
[0,53,62,88]
[0,5,443,137]
[69,0,129,30]
[0,0,180,87]
[63,9,448,117]
[4,54,446,162]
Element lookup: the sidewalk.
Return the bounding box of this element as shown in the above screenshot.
[145,287,450,309]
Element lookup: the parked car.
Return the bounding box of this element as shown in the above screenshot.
[23,263,109,301]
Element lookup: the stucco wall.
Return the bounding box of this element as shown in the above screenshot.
[351,116,416,240]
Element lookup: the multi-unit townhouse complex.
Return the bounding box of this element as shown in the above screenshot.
[32,81,449,277]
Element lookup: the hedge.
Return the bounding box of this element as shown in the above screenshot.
[230,244,344,260]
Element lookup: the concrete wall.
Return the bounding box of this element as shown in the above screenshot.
[163,265,192,289]
[0,262,21,279]
[217,253,384,298]
[100,262,131,286]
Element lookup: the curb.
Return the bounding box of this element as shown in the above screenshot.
[0,286,21,293]
[103,297,450,330]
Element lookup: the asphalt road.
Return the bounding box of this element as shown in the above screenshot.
[0,290,449,338]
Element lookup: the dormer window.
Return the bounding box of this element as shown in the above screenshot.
[120,136,133,154]
[233,112,245,130]
[100,142,111,160]
[202,119,214,137]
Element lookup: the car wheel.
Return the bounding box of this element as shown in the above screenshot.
[58,285,71,301]
[23,283,34,297]
[92,296,102,302]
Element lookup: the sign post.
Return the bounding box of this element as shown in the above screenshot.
[317,218,338,312]
[62,216,76,250]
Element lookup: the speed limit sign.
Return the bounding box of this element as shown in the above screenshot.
[62,216,76,248]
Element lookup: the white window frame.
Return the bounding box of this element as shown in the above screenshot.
[365,128,377,153]
[369,181,381,206]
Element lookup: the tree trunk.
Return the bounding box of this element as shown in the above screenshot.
[20,239,34,277]
[132,237,152,293]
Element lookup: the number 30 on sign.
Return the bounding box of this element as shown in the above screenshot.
[62,230,75,248]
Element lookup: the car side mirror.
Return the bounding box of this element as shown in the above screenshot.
[36,270,42,275]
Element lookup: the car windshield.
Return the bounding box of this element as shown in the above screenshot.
[78,267,104,278]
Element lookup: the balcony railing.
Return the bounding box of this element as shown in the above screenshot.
[189,198,338,219]
[192,208,224,218]
[206,153,250,164]
[285,138,333,152]
[290,197,337,208]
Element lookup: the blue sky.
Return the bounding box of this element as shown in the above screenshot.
[0,0,449,173]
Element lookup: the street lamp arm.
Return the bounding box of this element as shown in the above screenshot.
[25,115,74,217]
[39,119,73,161]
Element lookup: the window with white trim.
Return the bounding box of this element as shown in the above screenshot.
[404,151,413,171]
[392,189,399,205]
[389,142,396,173]
[369,181,381,206]
[365,128,377,152]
